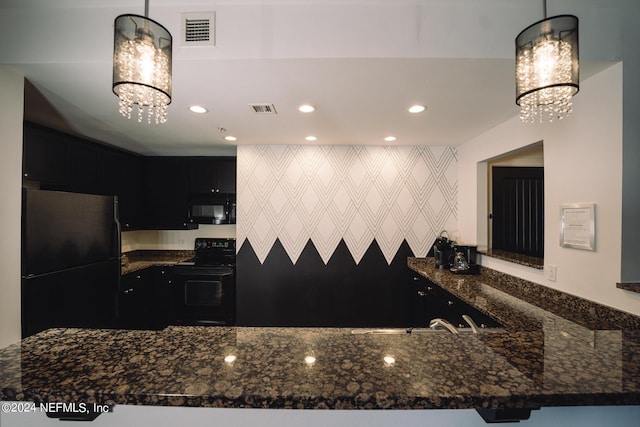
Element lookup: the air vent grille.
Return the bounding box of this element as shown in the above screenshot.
[249,104,278,114]
[186,19,210,42]
[181,12,216,47]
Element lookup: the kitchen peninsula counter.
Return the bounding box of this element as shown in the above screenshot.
[1,259,640,413]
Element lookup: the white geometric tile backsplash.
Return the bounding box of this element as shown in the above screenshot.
[237,145,458,265]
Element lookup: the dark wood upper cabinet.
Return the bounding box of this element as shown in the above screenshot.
[143,156,196,230]
[66,136,99,194]
[96,149,124,197]
[22,124,67,189]
[23,123,236,231]
[118,154,144,231]
[189,157,236,194]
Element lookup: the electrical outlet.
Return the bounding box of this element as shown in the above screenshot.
[545,265,557,282]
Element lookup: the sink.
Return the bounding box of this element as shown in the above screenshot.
[350,326,505,335]
[351,328,415,335]
[350,313,505,336]
[350,328,448,335]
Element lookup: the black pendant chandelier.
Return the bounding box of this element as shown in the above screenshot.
[112,0,172,124]
[515,1,579,123]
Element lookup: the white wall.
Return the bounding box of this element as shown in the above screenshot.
[0,67,24,348]
[236,145,458,265]
[458,63,640,316]
[121,225,236,252]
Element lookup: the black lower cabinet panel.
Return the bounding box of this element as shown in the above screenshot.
[236,238,415,327]
[117,266,172,330]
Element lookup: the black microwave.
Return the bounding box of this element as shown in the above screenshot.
[188,196,236,224]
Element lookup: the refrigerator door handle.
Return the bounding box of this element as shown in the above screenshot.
[114,196,122,258]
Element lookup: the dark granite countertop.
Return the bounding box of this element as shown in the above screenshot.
[478,249,544,269]
[1,258,639,412]
[618,282,640,294]
[120,250,194,275]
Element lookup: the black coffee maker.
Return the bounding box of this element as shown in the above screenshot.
[450,244,479,274]
[432,231,455,269]
[453,244,477,265]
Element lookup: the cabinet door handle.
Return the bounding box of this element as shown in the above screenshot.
[123,288,134,294]
[417,290,426,297]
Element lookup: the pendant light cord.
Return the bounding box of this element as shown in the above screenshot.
[144,0,149,18]
[543,0,547,19]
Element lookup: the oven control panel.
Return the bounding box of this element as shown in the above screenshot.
[195,238,236,251]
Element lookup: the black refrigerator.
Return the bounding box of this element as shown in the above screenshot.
[21,189,121,338]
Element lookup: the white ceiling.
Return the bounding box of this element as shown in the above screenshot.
[0,0,616,156]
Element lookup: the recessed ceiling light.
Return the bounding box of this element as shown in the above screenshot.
[305,136,318,141]
[408,105,426,114]
[384,136,397,142]
[298,104,316,113]
[224,136,237,141]
[189,105,208,114]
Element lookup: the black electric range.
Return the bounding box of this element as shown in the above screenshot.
[172,238,236,326]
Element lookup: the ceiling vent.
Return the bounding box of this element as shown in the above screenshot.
[181,12,216,47]
[249,104,278,114]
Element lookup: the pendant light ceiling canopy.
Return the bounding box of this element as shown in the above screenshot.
[515,1,579,123]
[112,0,172,124]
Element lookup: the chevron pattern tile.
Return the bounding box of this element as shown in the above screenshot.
[237,145,457,265]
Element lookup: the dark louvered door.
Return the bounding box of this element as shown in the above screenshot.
[492,167,544,258]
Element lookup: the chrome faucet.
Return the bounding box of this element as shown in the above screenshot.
[429,318,459,334]
[462,314,480,334]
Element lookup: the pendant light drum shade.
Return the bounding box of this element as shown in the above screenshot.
[113,14,172,124]
[516,15,579,122]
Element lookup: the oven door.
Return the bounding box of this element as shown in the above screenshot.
[172,267,235,325]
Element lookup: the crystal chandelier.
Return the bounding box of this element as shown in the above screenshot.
[112,0,172,124]
[516,5,579,123]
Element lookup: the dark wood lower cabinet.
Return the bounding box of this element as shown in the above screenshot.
[236,239,500,329]
[409,275,502,329]
[118,267,173,330]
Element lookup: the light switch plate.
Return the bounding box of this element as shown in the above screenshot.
[545,265,557,282]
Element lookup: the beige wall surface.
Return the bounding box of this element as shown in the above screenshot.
[0,66,24,348]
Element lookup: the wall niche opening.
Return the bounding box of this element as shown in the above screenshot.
[481,143,544,269]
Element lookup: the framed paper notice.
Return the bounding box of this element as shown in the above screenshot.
[560,203,595,251]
